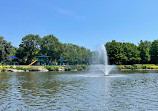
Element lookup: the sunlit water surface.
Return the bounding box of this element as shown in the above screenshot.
[0,71,158,110]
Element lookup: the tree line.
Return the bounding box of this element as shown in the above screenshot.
[105,40,158,65]
[0,34,158,65]
[0,37,16,62]
[0,34,92,65]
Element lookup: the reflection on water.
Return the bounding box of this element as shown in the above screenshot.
[0,71,158,110]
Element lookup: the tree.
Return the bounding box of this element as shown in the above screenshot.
[150,40,158,64]
[105,40,141,65]
[105,40,124,64]
[41,35,63,61]
[122,43,140,64]
[78,47,92,64]
[18,34,41,64]
[0,36,13,62]
[15,47,27,64]
[61,43,91,64]
[144,40,151,49]
[61,43,79,64]
[138,40,150,64]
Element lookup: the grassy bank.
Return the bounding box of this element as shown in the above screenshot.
[0,64,158,72]
[0,65,89,72]
[0,65,45,72]
[118,64,158,70]
[45,65,88,71]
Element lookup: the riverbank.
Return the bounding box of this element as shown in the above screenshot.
[0,64,158,72]
[0,65,47,72]
[118,64,158,70]
[0,65,88,72]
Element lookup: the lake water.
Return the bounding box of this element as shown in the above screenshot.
[0,71,158,110]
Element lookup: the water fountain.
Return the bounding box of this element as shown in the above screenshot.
[91,44,113,76]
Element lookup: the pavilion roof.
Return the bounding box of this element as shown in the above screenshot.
[36,55,50,57]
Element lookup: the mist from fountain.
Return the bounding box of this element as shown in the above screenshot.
[91,44,114,76]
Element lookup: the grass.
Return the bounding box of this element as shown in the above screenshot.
[118,64,158,70]
[0,65,43,72]
[45,65,88,71]
[0,64,157,72]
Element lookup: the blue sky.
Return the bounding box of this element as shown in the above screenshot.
[0,0,158,50]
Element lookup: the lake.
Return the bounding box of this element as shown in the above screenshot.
[0,70,158,110]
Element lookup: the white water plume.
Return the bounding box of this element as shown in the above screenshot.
[90,44,115,75]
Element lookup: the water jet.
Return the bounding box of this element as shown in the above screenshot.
[91,44,114,76]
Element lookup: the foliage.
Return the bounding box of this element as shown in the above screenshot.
[17,34,41,64]
[41,35,63,60]
[105,40,140,65]
[0,65,10,72]
[124,65,134,69]
[0,34,157,66]
[15,66,39,71]
[45,66,59,71]
[1,68,6,72]
[45,65,88,71]
[118,64,158,69]
[0,37,13,62]
[0,65,10,69]
[15,67,29,71]
[61,43,92,65]
[138,40,150,64]
[150,40,158,64]
[118,65,125,69]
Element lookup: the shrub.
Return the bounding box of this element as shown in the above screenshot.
[146,66,158,69]
[80,65,87,70]
[142,65,146,69]
[136,65,144,69]
[45,66,51,70]
[0,65,10,69]
[52,67,59,71]
[69,65,77,69]
[146,66,151,69]
[65,67,71,71]
[45,66,59,71]
[118,65,125,69]
[124,65,134,69]
[65,65,71,71]
[1,68,6,72]
[29,68,38,71]
[16,67,24,70]
[15,67,29,71]
[78,65,84,71]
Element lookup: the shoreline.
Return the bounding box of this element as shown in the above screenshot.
[120,69,158,70]
[0,65,87,72]
[0,64,158,73]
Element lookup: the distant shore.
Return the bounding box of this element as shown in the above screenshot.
[0,65,88,72]
[118,64,158,70]
[0,64,158,73]
[120,69,158,70]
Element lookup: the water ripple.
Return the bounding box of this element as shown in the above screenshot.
[0,72,158,110]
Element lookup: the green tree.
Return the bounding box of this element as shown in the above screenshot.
[0,36,13,62]
[15,47,27,64]
[122,43,140,64]
[105,40,123,64]
[10,47,17,56]
[105,40,140,65]
[41,35,63,61]
[61,43,79,64]
[138,40,150,64]
[61,43,91,65]
[78,47,92,64]
[144,40,151,48]
[150,40,158,64]
[18,34,41,64]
